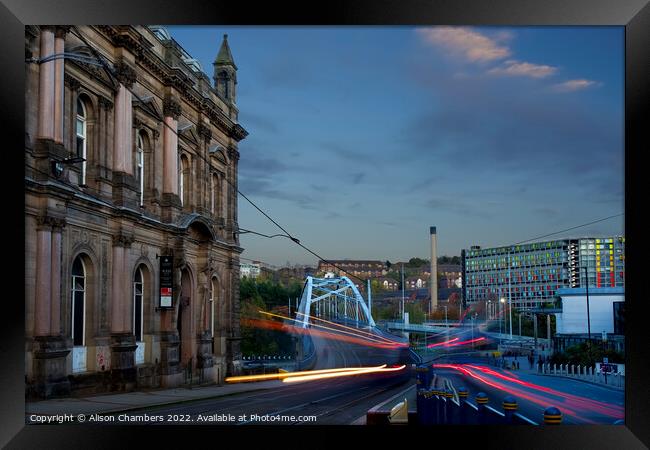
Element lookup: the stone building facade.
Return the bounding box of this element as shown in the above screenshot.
[24,25,248,398]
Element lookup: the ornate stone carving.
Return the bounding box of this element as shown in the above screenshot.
[163,97,182,119]
[230,124,248,142]
[152,129,160,140]
[227,146,240,161]
[64,74,81,91]
[113,60,137,88]
[98,96,114,111]
[133,117,144,129]
[36,215,67,230]
[197,122,212,142]
[112,233,134,248]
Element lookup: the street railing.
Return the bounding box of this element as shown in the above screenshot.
[537,363,624,389]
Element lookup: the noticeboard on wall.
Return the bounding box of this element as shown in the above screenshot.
[160,255,173,308]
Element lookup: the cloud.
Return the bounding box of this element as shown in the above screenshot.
[487,60,557,79]
[351,172,366,185]
[416,26,511,62]
[426,197,494,219]
[239,111,280,134]
[550,79,602,93]
[239,177,317,210]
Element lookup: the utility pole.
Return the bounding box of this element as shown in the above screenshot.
[508,251,513,339]
[585,266,592,366]
[401,263,405,321]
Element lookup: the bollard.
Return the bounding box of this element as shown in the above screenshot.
[502,396,518,423]
[544,406,562,425]
[476,392,488,424]
[457,387,468,424]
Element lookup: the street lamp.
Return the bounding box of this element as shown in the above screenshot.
[508,251,513,339]
[486,299,491,323]
[500,298,506,336]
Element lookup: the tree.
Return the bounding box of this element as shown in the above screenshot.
[405,302,425,324]
[406,257,429,268]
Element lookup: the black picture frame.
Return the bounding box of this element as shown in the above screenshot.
[4,0,648,448]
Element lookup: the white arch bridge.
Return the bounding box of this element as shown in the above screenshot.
[287,276,421,369]
[296,276,375,328]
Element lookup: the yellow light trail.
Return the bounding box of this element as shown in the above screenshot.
[224,366,388,383]
[282,364,407,383]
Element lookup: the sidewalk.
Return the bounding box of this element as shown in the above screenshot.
[488,355,624,391]
[26,380,283,417]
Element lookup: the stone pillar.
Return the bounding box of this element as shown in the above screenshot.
[162,97,181,196]
[112,62,136,174]
[53,27,67,144]
[110,233,136,391]
[34,218,52,337]
[111,244,125,333]
[49,219,65,334]
[37,27,55,140]
[31,215,70,398]
[113,86,131,173]
[122,243,132,334]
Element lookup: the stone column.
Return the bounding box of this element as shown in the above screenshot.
[34,217,52,337]
[109,233,137,391]
[37,27,55,140]
[162,98,181,196]
[112,62,136,175]
[31,215,70,399]
[122,243,132,334]
[111,244,125,333]
[49,219,66,335]
[53,27,67,144]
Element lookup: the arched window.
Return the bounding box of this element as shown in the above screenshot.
[76,98,87,185]
[71,256,86,347]
[136,134,144,206]
[133,267,143,342]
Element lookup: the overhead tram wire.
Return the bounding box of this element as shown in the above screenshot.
[53,27,374,287]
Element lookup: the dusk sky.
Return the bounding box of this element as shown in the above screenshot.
[167,26,624,267]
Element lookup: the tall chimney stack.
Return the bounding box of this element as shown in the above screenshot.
[430,227,438,313]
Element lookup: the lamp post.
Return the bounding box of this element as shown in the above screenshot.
[500,298,506,336]
[401,263,405,321]
[584,266,592,367]
[508,251,513,339]
[486,299,491,323]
